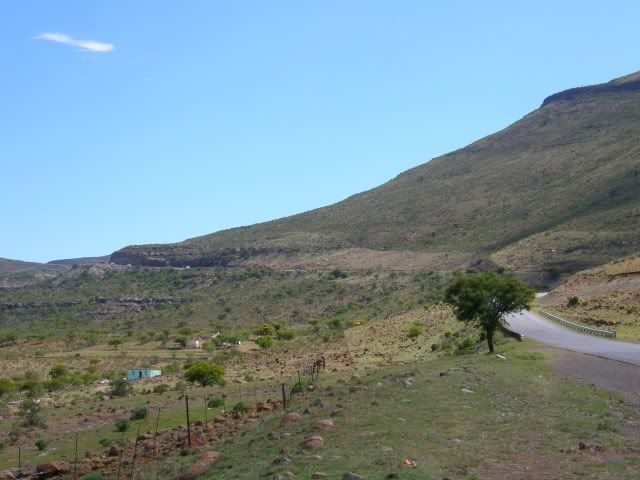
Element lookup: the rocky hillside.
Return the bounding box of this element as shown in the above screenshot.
[112,71,640,281]
[0,258,68,288]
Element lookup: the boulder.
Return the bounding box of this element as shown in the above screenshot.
[36,461,71,478]
[0,470,16,480]
[301,435,324,449]
[280,412,303,425]
[342,473,365,480]
[314,419,335,430]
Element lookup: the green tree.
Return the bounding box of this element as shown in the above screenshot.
[445,272,534,353]
[109,377,131,397]
[255,336,273,349]
[184,361,224,386]
[108,338,124,350]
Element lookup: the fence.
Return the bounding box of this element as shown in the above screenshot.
[538,308,616,338]
[4,356,327,479]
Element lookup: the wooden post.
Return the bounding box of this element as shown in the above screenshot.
[18,445,21,469]
[185,395,191,448]
[204,395,208,428]
[73,433,79,480]
[129,426,141,480]
[281,383,287,410]
[153,408,160,459]
[297,370,302,392]
[116,431,126,480]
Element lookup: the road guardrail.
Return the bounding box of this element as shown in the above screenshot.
[538,308,616,338]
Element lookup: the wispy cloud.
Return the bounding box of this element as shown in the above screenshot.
[35,32,114,53]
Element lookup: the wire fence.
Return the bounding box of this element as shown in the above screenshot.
[3,356,327,479]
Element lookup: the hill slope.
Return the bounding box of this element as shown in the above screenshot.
[0,258,68,287]
[112,71,640,279]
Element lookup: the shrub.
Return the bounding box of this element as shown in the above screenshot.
[231,401,248,412]
[0,378,16,397]
[152,384,170,394]
[407,323,423,339]
[207,397,224,408]
[184,361,224,386]
[567,296,580,308]
[254,323,275,336]
[18,397,45,428]
[430,343,440,352]
[108,338,124,350]
[255,336,273,349]
[0,440,6,451]
[49,364,68,379]
[35,439,47,451]
[114,419,129,432]
[109,378,131,397]
[130,406,148,420]
[98,438,112,448]
[80,472,105,480]
[275,328,294,340]
[456,337,475,353]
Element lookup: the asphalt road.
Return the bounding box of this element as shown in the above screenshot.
[505,309,640,366]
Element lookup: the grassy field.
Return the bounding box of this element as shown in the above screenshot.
[136,340,640,480]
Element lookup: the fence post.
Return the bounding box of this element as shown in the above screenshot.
[116,430,126,480]
[73,433,79,480]
[129,426,141,480]
[204,395,208,428]
[153,408,160,459]
[185,395,191,448]
[18,445,21,469]
[281,383,287,410]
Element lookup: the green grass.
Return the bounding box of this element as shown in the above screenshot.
[184,341,639,480]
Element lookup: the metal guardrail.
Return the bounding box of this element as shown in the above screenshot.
[538,308,616,338]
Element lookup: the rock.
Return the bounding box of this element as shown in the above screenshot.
[273,455,294,466]
[0,470,16,480]
[343,473,365,480]
[107,446,121,457]
[330,408,344,417]
[496,354,507,360]
[349,385,367,393]
[314,419,335,430]
[36,461,71,478]
[17,464,37,478]
[257,402,273,412]
[312,473,328,479]
[179,451,221,480]
[439,371,449,377]
[281,412,303,425]
[461,388,475,394]
[310,398,326,408]
[301,435,324,449]
[402,378,415,387]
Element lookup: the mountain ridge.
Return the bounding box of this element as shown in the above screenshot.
[112,70,640,281]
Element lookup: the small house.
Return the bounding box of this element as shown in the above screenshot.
[127,368,161,381]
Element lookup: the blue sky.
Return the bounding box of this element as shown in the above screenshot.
[2,1,640,262]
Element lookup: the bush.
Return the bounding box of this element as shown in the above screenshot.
[184,361,224,386]
[18,397,45,428]
[35,439,47,451]
[109,378,131,397]
[0,378,16,397]
[456,337,475,353]
[130,406,148,420]
[231,401,248,412]
[114,419,129,432]
[254,323,275,336]
[275,328,294,340]
[49,364,68,379]
[567,296,580,308]
[98,438,112,448]
[152,384,170,394]
[207,397,224,408]
[80,472,105,480]
[255,336,273,349]
[430,343,440,352]
[407,322,423,339]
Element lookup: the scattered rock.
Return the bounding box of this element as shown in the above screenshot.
[496,354,507,360]
[461,388,475,394]
[314,419,335,430]
[311,473,328,479]
[0,470,16,480]
[281,412,303,425]
[273,455,294,466]
[301,435,324,449]
[343,473,365,480]
[36,461,71,479]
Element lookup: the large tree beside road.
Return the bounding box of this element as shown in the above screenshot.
[445,272,535,352]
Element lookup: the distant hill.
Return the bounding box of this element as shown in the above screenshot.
[48,255,111,266]
[112,71,640,282]
[0,258,68,287]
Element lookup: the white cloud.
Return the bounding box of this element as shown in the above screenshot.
[35,32,114,53]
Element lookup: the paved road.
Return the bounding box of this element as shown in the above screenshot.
[505,310,640,366]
